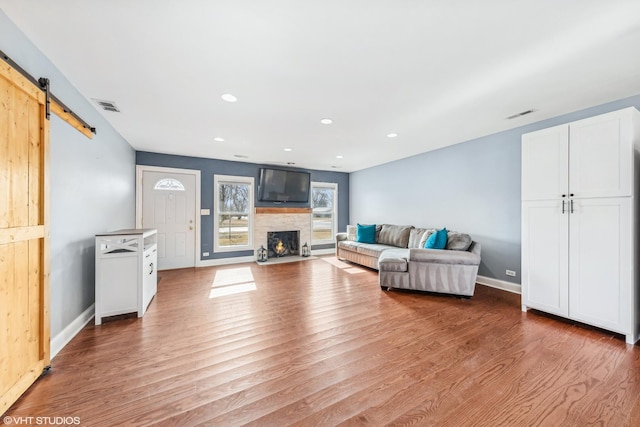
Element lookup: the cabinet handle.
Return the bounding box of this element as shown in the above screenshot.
[562,200,566,214]
[149,262,154,275]
[570,199,574,213]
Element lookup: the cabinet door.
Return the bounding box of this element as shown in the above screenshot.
[568,198,631,334]
[521,200,569,316]
[569,110,632,198]
[522,124,569,201]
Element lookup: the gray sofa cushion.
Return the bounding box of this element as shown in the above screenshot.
[446,231,473,251]
[378,248,410,272]
[337,240,362,253]
[377,224,413,248]
[409,247,480,265]
[356,243,392,258]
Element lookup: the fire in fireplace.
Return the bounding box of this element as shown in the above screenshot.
[267,230,300,258]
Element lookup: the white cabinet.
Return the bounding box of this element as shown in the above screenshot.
[95,229,158,325]
[521,107,640,344]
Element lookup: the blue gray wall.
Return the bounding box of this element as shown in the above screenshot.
[1,10,136,340]
[136,152,349,259]
[350,94,640,283]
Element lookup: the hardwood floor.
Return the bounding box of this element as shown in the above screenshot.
[5,256,640,426]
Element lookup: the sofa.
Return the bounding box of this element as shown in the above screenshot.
[336,224,481,297]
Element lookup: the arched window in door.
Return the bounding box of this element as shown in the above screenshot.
[154,178,185,191]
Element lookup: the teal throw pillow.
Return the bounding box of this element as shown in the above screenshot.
[425,228,448,249]
[356,223,376,244]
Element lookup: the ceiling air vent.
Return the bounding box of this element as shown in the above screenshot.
[92,99,120,112]
[506,109,536,120]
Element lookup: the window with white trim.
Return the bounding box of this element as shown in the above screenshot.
[214,175,254,252]
[311,182,338,245]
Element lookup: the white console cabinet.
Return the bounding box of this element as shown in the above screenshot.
[95,229,158,325]
[521,107,640,344]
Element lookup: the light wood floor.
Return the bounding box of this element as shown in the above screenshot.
[6,256,640,426]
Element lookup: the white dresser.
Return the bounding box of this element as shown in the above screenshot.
[521,107,640,344]
[95,229,158,325]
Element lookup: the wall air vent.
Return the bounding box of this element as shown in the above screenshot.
[507,109,536,120]
[92,99,120,112]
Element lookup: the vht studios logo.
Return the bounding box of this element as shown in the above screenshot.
[3,416,81,425]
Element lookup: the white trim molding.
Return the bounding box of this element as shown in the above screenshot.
[198,256,255,267]
[51,303,95,359]
[135,165,202,267]
[311,248,335,256]
[476,275,521,294]
[310,181,338,246]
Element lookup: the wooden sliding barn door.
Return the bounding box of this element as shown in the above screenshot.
[0,62,50,415]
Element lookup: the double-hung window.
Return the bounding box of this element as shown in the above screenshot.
[214,175,254,252]
[311,182,338,245]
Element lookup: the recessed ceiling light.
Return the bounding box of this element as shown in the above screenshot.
[387,133,398,138]
[284,148,292,152]
[221,93,237,103]
[213,137,224,142]
[320,118,333,124]
[336,155,343,159]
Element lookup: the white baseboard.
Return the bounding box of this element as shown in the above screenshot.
[197,256,255,267]
[311,248,335,255]
[476,275,521,294]
[51,303,95,359]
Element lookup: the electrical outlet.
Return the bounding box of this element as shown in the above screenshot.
[506,270,516,277]
[203,252,210,257]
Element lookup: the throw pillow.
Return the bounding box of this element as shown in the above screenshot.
[446,231,472,251]
[418,229,437,248]
[356,223,376,244]
[346,225,357,241]
[425,228,448,249]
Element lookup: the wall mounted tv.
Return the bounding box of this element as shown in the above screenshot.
[258,168,311,203]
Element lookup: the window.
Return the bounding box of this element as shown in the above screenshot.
[154,178,185,191]
[214,175,254,252]
[311,182,338,244]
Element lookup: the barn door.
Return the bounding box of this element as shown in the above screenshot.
[0,62,50,414]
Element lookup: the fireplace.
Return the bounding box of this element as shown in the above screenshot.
[267,230,300,258]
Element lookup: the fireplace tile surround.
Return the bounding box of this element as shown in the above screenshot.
[254,208,312,261]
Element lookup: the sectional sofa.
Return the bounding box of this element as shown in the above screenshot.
[336,224,481,297]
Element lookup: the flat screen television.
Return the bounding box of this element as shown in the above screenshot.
[258,168,310,203]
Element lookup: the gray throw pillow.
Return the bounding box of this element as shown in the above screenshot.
[408,227,430,248]
[446,231,472,251]
[377,224,413,248]
[346,225,357,241]
[418,229,437,248]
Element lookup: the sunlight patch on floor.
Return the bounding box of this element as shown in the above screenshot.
[209,282,257,299]
[321,257,367,273]
[210,267,257,298]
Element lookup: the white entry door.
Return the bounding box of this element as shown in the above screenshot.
[142,170,197,270]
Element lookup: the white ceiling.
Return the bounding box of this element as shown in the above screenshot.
[2,1,640,172]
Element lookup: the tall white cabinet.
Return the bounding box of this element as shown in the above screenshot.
[521,107,640,344]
